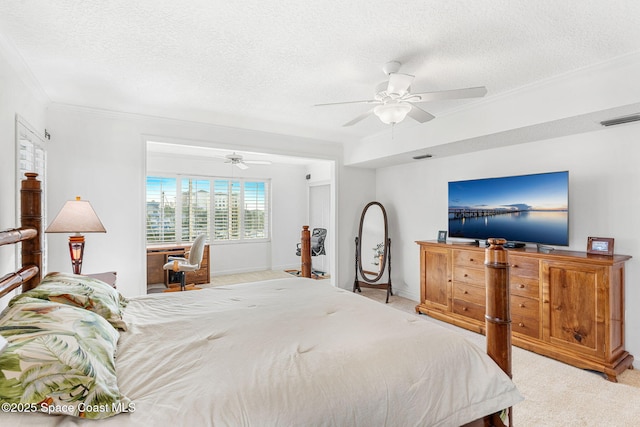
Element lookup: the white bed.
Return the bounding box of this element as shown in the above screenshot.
[2,277,521,426]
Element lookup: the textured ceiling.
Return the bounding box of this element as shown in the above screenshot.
[1,1,640,143]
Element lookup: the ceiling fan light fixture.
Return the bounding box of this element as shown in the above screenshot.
[374,101,412,125]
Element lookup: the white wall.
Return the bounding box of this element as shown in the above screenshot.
[0,36,48,308]
[376,123,640,366]
[147,150,309,274]
[45,104,371,297]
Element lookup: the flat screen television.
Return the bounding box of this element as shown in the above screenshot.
[448,171,569,246]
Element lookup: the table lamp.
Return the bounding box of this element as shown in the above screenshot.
[45,196,106,274]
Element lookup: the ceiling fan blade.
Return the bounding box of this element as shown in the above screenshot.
[410,86,488,103]
[315,99,377,107]
[407,103,436,123]
[235,162,249,170]
[387,72,414,95]
[245,160,272,165]
[343,109,375,127]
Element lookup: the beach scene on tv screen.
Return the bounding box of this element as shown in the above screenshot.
[448,172,569,245]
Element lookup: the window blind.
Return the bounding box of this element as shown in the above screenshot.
[146,177,177,243]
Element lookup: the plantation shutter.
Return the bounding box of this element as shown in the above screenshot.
[146,177,177,243]
[181,178,210,242]
[147,176,268,243]
[244,181,268,239]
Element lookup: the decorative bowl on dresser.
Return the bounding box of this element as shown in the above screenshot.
[416,240,633,382]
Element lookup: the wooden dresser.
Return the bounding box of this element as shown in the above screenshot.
[146,244,210,290]
[416,240,633,381]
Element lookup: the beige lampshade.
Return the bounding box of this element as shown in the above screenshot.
[45,197,106,233]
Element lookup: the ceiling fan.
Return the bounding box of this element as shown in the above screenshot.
[223,152,272,170]
[315,61,487,126]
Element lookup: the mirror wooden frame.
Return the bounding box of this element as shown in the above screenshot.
[353,201,392,302]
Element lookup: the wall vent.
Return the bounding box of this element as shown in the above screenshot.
[600,114,640,127]
[412,153,433,160]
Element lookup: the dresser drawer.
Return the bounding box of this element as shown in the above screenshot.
[512,314,540,339]
[510,276,539,298]
[453,249,484,268]
[509,255,539,279]
[512,295,539,319]
[453,282,485,306]
[453,299,485,322]
[453,266,485,285]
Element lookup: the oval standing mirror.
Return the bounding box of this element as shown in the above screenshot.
[353,201,392,302]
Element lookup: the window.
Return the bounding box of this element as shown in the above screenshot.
[213,180,239,240]
[243,181,268,239]
[16,116,47,270]
[181,178,210,241]
[146,176,269,244]
[146,177,177,243]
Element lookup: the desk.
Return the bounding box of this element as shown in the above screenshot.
[146,244,210,291]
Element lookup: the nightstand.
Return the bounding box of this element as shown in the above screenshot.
[85,271,117,288]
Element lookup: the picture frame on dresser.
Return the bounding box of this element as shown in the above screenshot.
[437,230,447,243]
[587,236,614,256]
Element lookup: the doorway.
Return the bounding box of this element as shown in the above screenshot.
[309,183,330,276]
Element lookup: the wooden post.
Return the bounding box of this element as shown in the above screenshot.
[301,225,311,278]
[21,173,42,292]
[485,237,512,426]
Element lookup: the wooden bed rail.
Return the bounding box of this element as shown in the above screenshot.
[0,265,39,299]
[0,173,42,298]
[0,227,37,246]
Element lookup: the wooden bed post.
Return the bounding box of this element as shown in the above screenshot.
[300,225,311,278]
[20,172,42,292]
[485,237,512,427]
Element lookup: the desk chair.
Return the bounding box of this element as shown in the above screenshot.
[296,228,327,278]
[163,234,207,292]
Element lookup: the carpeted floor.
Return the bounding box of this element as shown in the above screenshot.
[202,269,295,286]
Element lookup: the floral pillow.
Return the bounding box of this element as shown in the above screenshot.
[9,272,128,330]
[0,299,131,419]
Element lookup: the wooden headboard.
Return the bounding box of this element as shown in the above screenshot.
[0,173,42,298]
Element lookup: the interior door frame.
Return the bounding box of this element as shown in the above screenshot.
[308,182,331,277]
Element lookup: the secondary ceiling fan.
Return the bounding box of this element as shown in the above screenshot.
[223,152,272,170]
[315,61,487,126]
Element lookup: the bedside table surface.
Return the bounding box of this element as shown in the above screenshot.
[85,271,117,288]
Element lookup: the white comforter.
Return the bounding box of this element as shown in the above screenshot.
[2,278,522,426]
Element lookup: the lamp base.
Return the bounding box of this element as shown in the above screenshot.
[68,235,85,274]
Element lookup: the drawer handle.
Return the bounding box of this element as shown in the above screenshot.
[517,284,525,289]
[469,258,474,262]
[511,264,518,268]
[462,307,468,311]
[518,322,525,327]
[463,290,469,294]
[464,274,469,277]
[519,303,525,308]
